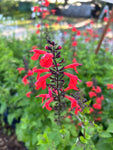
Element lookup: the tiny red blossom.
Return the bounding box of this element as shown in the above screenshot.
[64,63,82,73]
[93,103,101,110]
[72,27,77,32]
[89,91,97,98]
[26,91,32,98]
[65,95,77,109]
[72,41,77,47]
[86,81,93,87]
[22,75,29,85]
[42,98,53,111]
[17,68,25,74]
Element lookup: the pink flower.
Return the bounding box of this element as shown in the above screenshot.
[22,75,29,85]
[96,97,102,104]
[17,67,25,74]
[40,53,53,68]
[64,63,82,73]
[35,73,51,90]
[89,91,97,98]
[26,91,32,98]
[64,72,80,91]
[42,98,53,111]
[86,81,93,87]
[65,95,77,109]
[36,30,40,34]
[30,49,47,61]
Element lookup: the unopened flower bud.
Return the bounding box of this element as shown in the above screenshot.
[45,46,52,50]
[56,46,62,50]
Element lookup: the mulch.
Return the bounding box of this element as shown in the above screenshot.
[0,123,26,150]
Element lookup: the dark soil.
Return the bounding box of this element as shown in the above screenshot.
[0,123,26,150]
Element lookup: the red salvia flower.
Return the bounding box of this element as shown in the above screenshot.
[75,105,81,115]
[96,97,102,104]
[76,30,81,36]
[34,68,49,80]
[89,91,97,98]
[72,41,77,47]
[36,24,41,28]
[93,103,101,110]
[89,107,94,114]
[30,49,47,61]
[64,72,80,91]
[86,81,93,87]
[26,91,32,98]
[103,17,108,22]
[42,98,54,111]
[72,27,77,32]
[36,30,40,34]
[35,73,52,90]
[64,63,82,73]
[51,9,56,14]
[92,86,101,93]
[106,84,113,89]
[17,67,25,74]
[22,75,29,85]
[27,69,34,76]
[65,95,77,109]
[40,53,53,68]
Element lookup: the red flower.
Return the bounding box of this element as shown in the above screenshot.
[103,17,108,22]
[36,94,49,103]
[27,69,34,76]
[76,30,81,36]
[51,9,56,15]
[34,68,49,80]
[92,86,101,93]
[72,58,77,63]
[93,103,101,110]
[95,117,101,121]
[22,75,29,85]
[43,0,50,7]
[75,105,81,115]
[65,95,77,109]
[89,107,94,114]
[17,67,25,74]
[89,91,97,98]
[26,91,32,98]
[57,16,63,22]
[86,81,93,87]
[106,84,113,89]
[45,23,49,28]
[64,63,82,73]
[42,98,53,111]
[36,24,41,28]
[32,46,38,49]
[35,73,51,90]
[40,53,53,68]
[96,97,102,104]
[64,72,80,91]
[36,30,40,34]
[72,27,77,32]
[30,49,46,61]
[72,41,77,47]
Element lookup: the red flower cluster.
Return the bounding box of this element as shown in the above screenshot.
[86,80,104,121]
[17,41,82,116]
